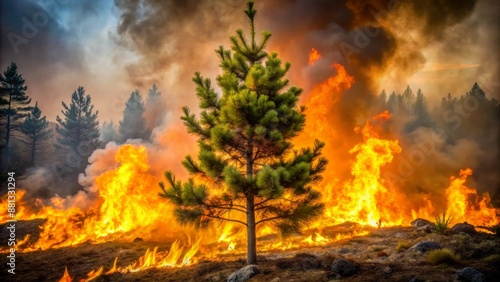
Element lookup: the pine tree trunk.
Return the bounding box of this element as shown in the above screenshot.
[246,195,257,265]
[245,137,257,265]
[31,135,36,166]
[3,94,12,170]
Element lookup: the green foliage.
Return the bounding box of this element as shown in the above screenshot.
[119,90,148,142]
[0,62,31,168]
[426,248,460,265]
[55,86,100,170]
[19,102,53,166]
[160,1,327,263]
[435,210,453,235]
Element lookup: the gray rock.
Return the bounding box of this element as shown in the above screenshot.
[338,248,350,254]
[411,218,432,227]
[451,222,476,235]
[410,241,442,253]
[394,232,407,238]
[330,258,357,277]
[455,267,485,282]
[227,265,259,282]
[416,225,433,233]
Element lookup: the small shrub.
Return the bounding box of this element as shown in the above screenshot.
[427,248,460,265]
[482,254,500,265]
[435,210,453,234]
[396,241,412,252]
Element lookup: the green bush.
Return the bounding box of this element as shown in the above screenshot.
[427,248,460,265]
[435,211,453,234]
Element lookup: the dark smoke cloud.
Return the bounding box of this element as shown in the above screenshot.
[113,0,247,99]
[0,0,86,96]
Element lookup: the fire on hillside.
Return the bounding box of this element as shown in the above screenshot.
[1,49,498,282]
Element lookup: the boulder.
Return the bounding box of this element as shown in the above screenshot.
[330,258,358,278]
[416,225,433,233]
[394,232,407,238]
[451,222,477,235]
[455,267,485,282]
[410,241,442,253]
[411,218,432,227]
[227,265,259,282]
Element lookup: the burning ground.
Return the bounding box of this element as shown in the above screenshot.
[1,221,500,281]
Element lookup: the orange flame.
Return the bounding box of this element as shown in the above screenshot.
[308,48,322,65]
[58,267,72,282]
[372,110,391,121]
[319,113,404,227]
[445,168,499,226]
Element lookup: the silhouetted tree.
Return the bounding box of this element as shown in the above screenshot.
[100,120,119,144]
[55,86,100,171]
[144,83,163,137]
[405,89,433,132]
[147,83,161,102]
[387,91,398,113]
[402,85,415,115]
[377,89,387,111]
[0,62,31,169]
[119,90,148,141]
[19,102,52,166]
[160,1,327,265]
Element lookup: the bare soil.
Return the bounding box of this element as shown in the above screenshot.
[1,221,499,282]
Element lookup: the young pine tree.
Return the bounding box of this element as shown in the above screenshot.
[19,102,53,166]
[0,62,31,169]
[55,86,100,171]
[119,90,148,142]
[160,1,327,265]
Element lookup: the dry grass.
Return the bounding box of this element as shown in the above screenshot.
[482,254,500,266]
[396,241,412,252]
[426,249,460,265]
[3,220,500,281]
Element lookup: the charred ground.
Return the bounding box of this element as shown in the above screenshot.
[1,220,499,282]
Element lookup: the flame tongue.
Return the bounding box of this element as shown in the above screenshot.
[446,168,499,226]
[319,111,403,227]
[308,48,322,65]
[58,267,72,282]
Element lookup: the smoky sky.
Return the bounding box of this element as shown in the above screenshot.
[0,0,128,122]
[0,0,85,96]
